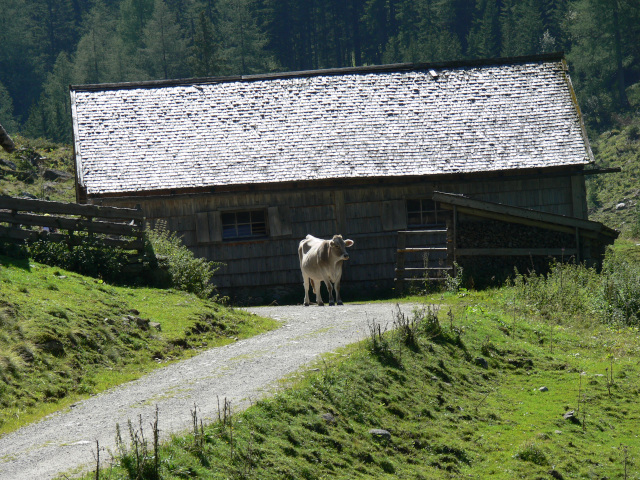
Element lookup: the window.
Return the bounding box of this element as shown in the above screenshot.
[221,210,267,241]
[407,199,443,227]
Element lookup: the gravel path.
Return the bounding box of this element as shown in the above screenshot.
[0,302,412,480]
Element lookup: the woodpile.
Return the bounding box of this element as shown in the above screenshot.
[457,219,576,249]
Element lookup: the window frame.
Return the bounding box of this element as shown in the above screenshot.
[220,208,268,242]
[406,198,445,228]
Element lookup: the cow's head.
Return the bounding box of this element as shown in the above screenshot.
[330,235,354,260]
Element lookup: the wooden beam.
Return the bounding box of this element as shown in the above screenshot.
[0,211,142,237]
[0,196,144,220]
[456,248,578,256]
[433,191,617,239]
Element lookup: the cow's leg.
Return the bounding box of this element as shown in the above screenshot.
[315,279,325,306]
[335,280,343,306]
[303,274,311,307]
[321,275,335,306]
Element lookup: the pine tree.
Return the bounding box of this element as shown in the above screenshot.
[141,0,189,79]
[24,52,74,142]
[29,0,77,71]
[190,10,222,76]
[566,0,638,122]
[467,0,500,59]
[117,0,156,53]
[0,82,19,134]
[218,0,275,74]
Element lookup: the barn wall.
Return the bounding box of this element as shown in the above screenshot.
[93,172,581,303]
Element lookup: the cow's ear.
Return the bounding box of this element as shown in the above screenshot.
[330,240,336,247]
[345,239,354,247]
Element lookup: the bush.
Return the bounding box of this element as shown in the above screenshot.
[145,223,223,298]
[599,250,640,326]
[28,235,129,282]
[509,250,640,327]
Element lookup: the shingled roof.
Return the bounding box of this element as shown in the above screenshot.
[70,53,592,197]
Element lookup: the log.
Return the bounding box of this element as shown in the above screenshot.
[0,123,15,153]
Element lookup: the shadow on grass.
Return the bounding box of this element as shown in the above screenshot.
[0,253,31,271]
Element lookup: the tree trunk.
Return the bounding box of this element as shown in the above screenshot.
[0,123,16,153]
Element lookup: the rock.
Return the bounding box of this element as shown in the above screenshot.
[549,468,565,479]
[43,168,73,181]
[321,413,336,424]
[539,386,549,392]
[474,357,489,369]
[0,158,16,170]
[104,318,116,325]
[563,410,580,424]
[616,202,626,210]
[507,358,534,369]
[369,429,391,440]
[20,192,38,199]
[135,317,150,330]
[149,322,162,331]
[39,339,65,356]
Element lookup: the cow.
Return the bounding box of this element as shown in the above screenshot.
[298,234,354,306]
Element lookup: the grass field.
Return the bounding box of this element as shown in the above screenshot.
[76,245,640,479]
[0,255,279,435]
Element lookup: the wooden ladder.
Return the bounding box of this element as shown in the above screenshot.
[395,228,454,295]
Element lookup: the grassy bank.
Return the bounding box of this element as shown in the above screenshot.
[80,249,640,479]
[0,255,279,435]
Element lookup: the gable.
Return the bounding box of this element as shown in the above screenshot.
[70,54,592,197]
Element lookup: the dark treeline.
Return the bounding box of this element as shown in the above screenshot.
[0,0,638,143]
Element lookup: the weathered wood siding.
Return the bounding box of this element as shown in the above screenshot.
[92,171,583,300]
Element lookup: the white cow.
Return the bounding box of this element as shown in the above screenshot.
[298,234,354,306]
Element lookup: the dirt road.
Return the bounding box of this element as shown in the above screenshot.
[0,302,413,479]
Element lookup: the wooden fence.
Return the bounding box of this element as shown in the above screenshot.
[0,196,146,265]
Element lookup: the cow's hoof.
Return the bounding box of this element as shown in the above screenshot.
[304,302,309,307]
[337,301,343,306]
[329,302,335,306]
[318,303,324,307]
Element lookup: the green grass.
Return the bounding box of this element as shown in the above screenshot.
[81,277,640,479]
[0,255,280,435]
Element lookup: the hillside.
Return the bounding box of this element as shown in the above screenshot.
[0,136,75,203]
[0,256,278,435]
[587,114,640,235]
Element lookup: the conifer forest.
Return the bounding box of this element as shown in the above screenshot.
[0,0,638,143]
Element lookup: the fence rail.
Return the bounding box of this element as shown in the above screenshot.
[0,196,146,259]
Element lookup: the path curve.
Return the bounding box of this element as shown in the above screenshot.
[0,302,413,479]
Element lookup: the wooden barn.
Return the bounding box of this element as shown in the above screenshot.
[70,52,617,302]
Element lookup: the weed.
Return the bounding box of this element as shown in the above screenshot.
[146,222,223,298]
[115,406,160,480]
[514,441,548,466]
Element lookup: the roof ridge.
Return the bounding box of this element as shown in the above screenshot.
[70,52,565,92]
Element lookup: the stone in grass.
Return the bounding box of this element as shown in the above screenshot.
[474,357,489,369]
[539,386,549,392]
[549,468,565,479]
[369,429,391,440]
[563,411,580,424]
[321,413,336,424]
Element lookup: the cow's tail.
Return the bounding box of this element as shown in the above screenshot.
[310,279,317,294]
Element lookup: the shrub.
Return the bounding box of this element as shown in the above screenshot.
[28,235,129,282]
[599,250,640,326]
[509,250,640,327]
[145,223,223,298]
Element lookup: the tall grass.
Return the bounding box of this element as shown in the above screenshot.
[508,249,640,327]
